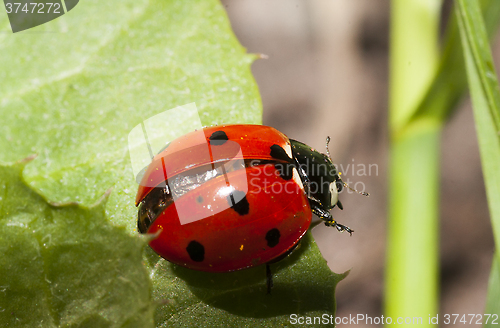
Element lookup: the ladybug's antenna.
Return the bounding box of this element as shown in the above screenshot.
[338,172,370,196]
[325,136,332,159]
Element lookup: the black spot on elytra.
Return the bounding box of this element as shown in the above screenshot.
[196,195,203,204]
[274,163,294,180]
[227,190,249,215]
[186,241,205,262]
[270,144,293,163]
[209,131,229,145]
[266,228,281,248]
[270,144,292,162]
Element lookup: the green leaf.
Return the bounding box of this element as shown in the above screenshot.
[456,0,500,319]
[0,0,343,326]
[0,0,261,208]
[0,160,154,327]
[149,233,345,326]
[410,0,500,124]
[485,258,500,320]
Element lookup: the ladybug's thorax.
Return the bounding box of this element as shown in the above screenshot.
[290,139,340,209]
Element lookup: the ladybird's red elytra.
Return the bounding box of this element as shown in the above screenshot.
[135,125,292,206]
[135,124,352,291]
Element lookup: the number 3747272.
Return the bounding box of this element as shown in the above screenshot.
[5,2,61,14]
[442,314,498,325]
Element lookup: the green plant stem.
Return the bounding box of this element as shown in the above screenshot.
[386,0,442,324]
[385,0,500,323]
[389,0,441,132]
[386,123,440,322]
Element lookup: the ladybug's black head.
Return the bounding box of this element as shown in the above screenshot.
[290,139,342,210]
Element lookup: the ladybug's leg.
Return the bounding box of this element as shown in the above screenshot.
[266,264,273,294]
[324,220,354,235]
[264,242,301,294]
[309,200,354,236]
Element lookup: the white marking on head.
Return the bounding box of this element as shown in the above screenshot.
[329,182,338,206]
[283,143,293,159]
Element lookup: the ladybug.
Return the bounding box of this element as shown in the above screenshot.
[136,124,355,292]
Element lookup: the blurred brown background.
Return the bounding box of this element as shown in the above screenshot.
[221,0,496,326]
